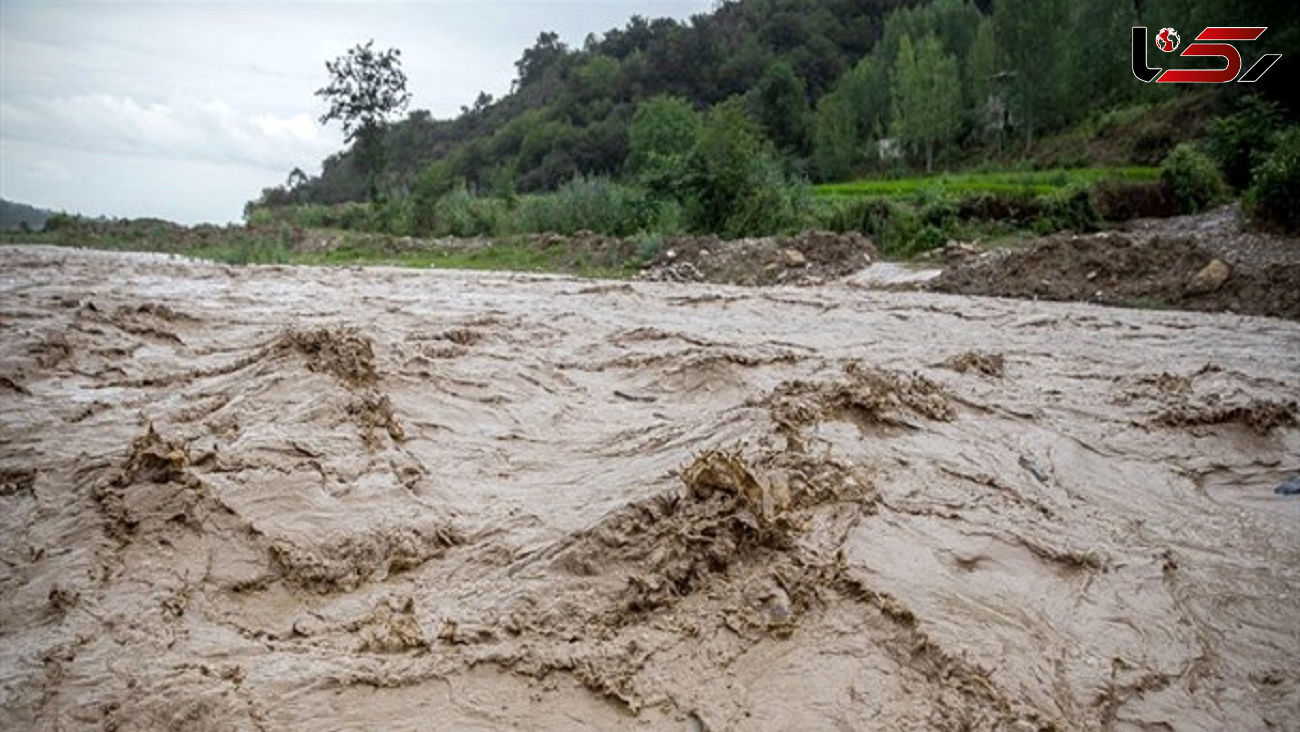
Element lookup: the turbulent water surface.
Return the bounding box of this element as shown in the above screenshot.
[1,245,1297,730]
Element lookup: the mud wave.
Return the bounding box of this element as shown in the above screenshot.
[0,245,1297,731]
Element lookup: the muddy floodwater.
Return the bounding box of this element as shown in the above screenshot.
[1,245,1297,731]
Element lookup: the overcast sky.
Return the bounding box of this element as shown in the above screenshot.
[0,0,713,224]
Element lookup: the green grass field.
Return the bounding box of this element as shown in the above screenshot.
[3,162,1172,269]
[0,225,646,276]
[812,167,1159,198]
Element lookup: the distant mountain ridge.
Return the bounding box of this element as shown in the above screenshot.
[1,199,55,230]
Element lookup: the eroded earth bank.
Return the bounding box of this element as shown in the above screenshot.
[0,245,1297,730]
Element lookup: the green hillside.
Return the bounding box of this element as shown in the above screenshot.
[0,199,55,231]
[253,0,1296,217]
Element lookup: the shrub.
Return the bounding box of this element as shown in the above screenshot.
[411,161,457,233]
[908,224,947,254]
[514,177,663,236]
[324,202,377,231]
[857,203,945,258]
[630,233,665,266]
[1160,144,1228,214]
[1243,126,1300,234]
[720,157,807,237]
[43,213,77,231]
[247,203,373,231]
[805,195,926,255]
[627,95,700,174]
[914,188,958,229]
[431,186,508,237]
[245,207,275,226]
[810,196,892,235]
[369,196,413,237]
[1035,185,1100,233]
[1205,96,1282,190]
[218,232,291,265]
[955,192,1041,224]
[681,101,770,234]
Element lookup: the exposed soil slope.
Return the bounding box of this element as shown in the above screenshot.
[930,207,1300,319]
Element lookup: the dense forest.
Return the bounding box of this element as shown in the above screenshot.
[248,0,1297,239]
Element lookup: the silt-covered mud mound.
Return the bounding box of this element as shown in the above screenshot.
[929,208,1300,319]
[1,245,1297,730]
[642,230,879,286]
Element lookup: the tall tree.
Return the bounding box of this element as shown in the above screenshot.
[683,101,765,234]
[842,53,889,145]
[753,61,811,155]
[968,17,998,142]
[1066,0,1137,111]
[994,0,1069,150]
[812,90,859,181]
[514,32,569,90]
[316,40,411,201]
[627,95,700,197]
[890,34,961,172]
[812,50,887,181]
[926,0,984,133]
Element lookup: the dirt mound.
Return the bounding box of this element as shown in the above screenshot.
[1109,364,1298,434]
[348,392,406,446]
[119,302,198,323]
[941,351,1006,378]
[275,327,411,447]
[270,520,461,593]
[278,327,378,385]
[930,212,1300,319]
[354,596,428,653]
[484,438,881,712]
[523,230,637,262]
[1158,398,1298,434]
[122,423,191,482]
[558,449,808,618]
[767,363,956,433]
[0,468,37,497]
[89,424,247,555]
[643,230,878,286]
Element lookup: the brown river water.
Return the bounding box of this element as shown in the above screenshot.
[1,245,1297,730]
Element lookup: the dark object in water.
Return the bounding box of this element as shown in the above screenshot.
[1275,476,1300,496]
[613,390,657,403]
[1019,455,1049,484]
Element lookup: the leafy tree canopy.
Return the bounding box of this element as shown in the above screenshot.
[316,40,411,142]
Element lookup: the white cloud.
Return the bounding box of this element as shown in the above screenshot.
[0,1,715,223]
[29,159,72,182]
[0,137,304,224]
[1,94,338,172]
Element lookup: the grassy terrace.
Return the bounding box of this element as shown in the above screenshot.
[2,164,1172,269]
[0,228,646,278]
[812,167,1160,198]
